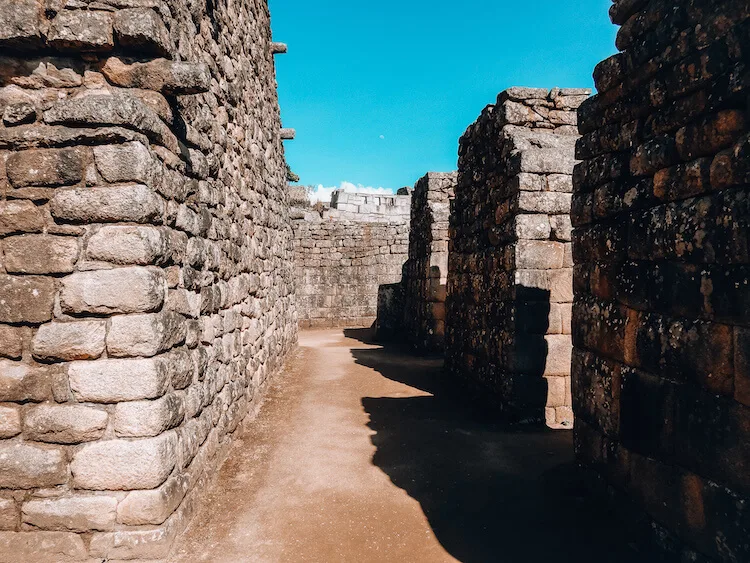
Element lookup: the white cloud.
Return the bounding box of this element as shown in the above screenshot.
[379,135,385,139]
[307,181,394,203]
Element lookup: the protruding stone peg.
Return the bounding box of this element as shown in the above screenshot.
[280,128,296,140]
[271,42,288,54]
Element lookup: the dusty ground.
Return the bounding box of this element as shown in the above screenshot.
[171,328,637,563]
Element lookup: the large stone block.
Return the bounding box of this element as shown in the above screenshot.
[22,495,117,532]
[0,442,67,489]
[86,225,168,265]
[50,184,164,224]
[0,326,24,360]
[114,393,184,437]
[0,360,67,403]
[5,148,84,188]
[68,357,169,403]
[0,200,44,236]
[117,473,189,525]
[31,320,106,362]
[0,0,43,49]
[60,267,164,315]
[0,405,21,439]
[48,9,114,52]
[107,312,186,358]
[93,141,157,186]
[24,404,108,444]
[101,57,210,95]
[113,9,172,56]
[0,531,88,562]
[0,275,55,324]
[71,433,176,490]
[2,235,79,275]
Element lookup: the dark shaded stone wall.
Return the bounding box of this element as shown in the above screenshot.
[400,172,456,353]
[445,88,588,426]
[0,0,296,559]
[573,1,750,560]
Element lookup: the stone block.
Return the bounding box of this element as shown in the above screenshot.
[0,274,55,324]
[2,235,79,274]
[513,214,550,239]
[545,375,567,407]
[543,335,572,376]
[113,9,172,56]
[0,498,17,530]
[68,357,169,403]
[0,360,67,403]
[93,141,157,186]
[515,240,565,269]
[50,184,164,224]
[0,442,67,489]
[24,404,107,444]
[71,433,176,490]
[60,267,164,315]
[114,393,184,437]
[5,148,84,188]
[22,495,117,532]
[0,200,44,236]
[107,311,186,358]
[0,405,21,439]
[101,57,210,95]
[0,531,88,562]
[517,191,572,214]
[0,326,24,360]
[0,0,43,49]
[48,9,114,52]
[117,472,189,525]
[86,225,168,265]
[31,320,106,362]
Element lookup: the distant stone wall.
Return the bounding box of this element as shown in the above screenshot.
[445,88,588,426]
[401,172,456,353]
[293,192,410,328]
[0,0,296,560]
[573,1,750,560]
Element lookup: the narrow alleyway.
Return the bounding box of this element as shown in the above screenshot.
[171,329,636,563]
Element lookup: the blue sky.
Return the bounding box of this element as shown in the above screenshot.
[269,0,617,197]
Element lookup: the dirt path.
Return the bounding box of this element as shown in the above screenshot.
[171,328,636,563]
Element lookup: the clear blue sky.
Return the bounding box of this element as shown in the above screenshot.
[269,0,617,192]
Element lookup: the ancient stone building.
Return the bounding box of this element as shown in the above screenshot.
[292,190,410,328]
[400,172,456,353]
[0,0,296,559]
[445,88,589,427]
[573,0,750,560]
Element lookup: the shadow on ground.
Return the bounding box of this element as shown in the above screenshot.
[346,328,639,563]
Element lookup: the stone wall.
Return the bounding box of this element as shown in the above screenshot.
[400,172,456,353]
[573,0,750,560]
[445,88,589,426]
[293,192,410,328]
[0,0,296,560]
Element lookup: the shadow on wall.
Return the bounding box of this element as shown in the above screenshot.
[344,331,638,563]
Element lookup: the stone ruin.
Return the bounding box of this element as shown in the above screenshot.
[0,0,295,559]
[573,0,750,559]
[0,0,747,560]
[444,88,588,427]
[291,189,410,328]
[400,172,456,353]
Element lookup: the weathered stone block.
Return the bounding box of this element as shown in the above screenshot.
[48,9,114,52]
[0,360,67,403]
[0,326,24,360]
[0,442,67,489]
[0,275,55,324]
[93,141,156,186]
[6,148,84,188]
[0,200,44,236]
[50,184,164,224]
[114,394,184,437]
[86,225,168,265]
[0,531,87,562]
[0,497,17,530]
[515,240,565,269]
[117,473,188,525]
[71,433,176,490]
[31,320,106,362]
[2,235,79,275]
[101,57,210,96]
[24,404,107,444]
[0,0,43,49]
[107,312,186,358]
[68,357,169,403]
[22,495,117,532]
[113,9,172,57]
[60,267,164,315]
[0,405,21,439]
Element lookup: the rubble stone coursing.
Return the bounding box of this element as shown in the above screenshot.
[400,172,456,353]
[0,0,296,560]
[293,191,410,328]
[445,88,589,426]
[573,0,750,560]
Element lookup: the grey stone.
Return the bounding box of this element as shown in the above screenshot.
[50,184,165,224]
[24,404,108,443]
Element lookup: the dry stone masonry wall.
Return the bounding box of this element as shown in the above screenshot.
[400,172,456,353]
[445,88,589,426]
[0,0,296,560]
[293,191,410,328]
[573,0,749,560]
